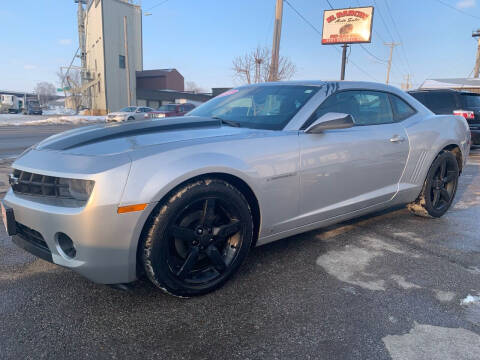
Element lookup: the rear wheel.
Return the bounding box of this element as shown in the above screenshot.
[407,151,459,218]
[127,116,135,121]
[141,178,253,297]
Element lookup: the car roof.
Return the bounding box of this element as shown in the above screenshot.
[408,89,479,96]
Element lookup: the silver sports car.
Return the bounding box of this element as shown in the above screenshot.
[1,81,471,296]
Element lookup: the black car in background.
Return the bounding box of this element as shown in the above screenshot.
[408,89,480,145]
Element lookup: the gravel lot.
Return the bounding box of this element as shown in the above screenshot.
[0,138,479,359]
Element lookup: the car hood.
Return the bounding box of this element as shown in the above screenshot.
[33,116,263,156]
[107,112,128,116]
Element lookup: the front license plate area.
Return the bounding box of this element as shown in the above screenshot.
[1,200,16,236]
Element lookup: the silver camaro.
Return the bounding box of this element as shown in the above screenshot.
[1,81,471,296]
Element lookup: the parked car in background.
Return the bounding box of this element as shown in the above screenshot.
[106,106,154,122]
[408,89,480,145]
[147,103,196,119]
[1,81,470,297]
[23,98,42,115]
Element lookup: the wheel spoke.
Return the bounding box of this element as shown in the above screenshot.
[432,189,441,207]
[176,247,200,279]
[201,199,216,226]
[205,245,227,273]
[439,160,447,178]
[440,188,450,202]
[214,220,241,239]
[444,170,456,184]
[171,225,196,242]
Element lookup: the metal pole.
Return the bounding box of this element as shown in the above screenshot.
[340,44,348,80]
[123,16,132,106]
[269,0,283,82]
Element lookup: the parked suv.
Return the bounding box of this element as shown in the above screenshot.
[408,89,480,145]
[147,103,196,119]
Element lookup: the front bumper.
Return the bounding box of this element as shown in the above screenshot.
[4,191,154,284]
[3,149,153,284]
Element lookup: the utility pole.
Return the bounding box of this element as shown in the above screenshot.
[269,0,283,82]
[472,30,480,78]
[402,74,412,90]
[384,42,400,85]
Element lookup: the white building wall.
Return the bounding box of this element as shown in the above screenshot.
[102,0,142,112]
[85,0,142,113]
[85,0,106,112]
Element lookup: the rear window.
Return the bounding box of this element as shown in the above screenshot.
[461,93,480,107]
[425,93,457,113]
[409,92,458,114]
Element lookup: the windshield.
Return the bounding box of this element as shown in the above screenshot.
[158,104,177,111]
[461,94,480,107]
[119,107,137,112]
[187,85,319,130]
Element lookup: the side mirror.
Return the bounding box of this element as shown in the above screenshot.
[305,112,355,134]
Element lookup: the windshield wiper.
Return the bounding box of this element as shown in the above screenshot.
[212,117,241,128]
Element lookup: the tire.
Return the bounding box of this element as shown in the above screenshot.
[127,116,135,121]
[141,178,254,297]
[407,151,459,218]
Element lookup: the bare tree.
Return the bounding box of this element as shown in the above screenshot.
[232,46,296,84]
[34,82,57,107]
[185,81,205,94]
[57,68,83,113]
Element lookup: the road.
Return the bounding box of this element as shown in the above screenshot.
[0,126,479,359]
[0,125,77,159]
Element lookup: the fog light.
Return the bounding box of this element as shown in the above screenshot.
[56,232,76,258]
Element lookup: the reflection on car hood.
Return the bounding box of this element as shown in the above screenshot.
[34,116,263,156]
[107,112,128,116]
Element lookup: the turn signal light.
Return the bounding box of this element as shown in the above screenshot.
[117,203,147,214]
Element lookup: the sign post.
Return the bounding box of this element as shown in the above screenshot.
[322,7,374,80]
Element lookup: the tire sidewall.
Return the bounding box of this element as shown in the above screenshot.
[142,179,253,297]
[423,151,459,218]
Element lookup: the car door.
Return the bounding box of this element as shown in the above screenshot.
[297,90,409,226]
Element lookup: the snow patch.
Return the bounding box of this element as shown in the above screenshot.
[383,323,480,359]
[461,294,480,305]
[0,114,104,126]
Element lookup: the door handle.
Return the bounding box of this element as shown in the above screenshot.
[390,135,405,143]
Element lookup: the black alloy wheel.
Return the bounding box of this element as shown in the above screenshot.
[408,150,459,218]
[141,179,253,297]
[429,157,457,212]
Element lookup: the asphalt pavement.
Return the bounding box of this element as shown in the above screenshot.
[0,132,479,359]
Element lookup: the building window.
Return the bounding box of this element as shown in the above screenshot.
[119,55,126,69]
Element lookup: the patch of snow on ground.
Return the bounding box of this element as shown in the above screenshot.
[461,294,480,305]
[0,114,105,126]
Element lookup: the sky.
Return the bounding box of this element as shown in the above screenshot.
[0,0,480,93]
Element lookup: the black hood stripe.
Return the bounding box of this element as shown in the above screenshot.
[37,117,221,151]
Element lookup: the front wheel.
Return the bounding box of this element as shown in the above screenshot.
[141,178,254,297]
[407,151,459,218]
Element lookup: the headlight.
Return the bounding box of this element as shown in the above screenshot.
[58,178,95,201]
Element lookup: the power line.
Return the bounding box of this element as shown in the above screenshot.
[372,0,409,75]
[146,0,170,11]
[383,0,412,74]
[360,44,387,63]
[372,0,395,42]
[432,0,480,20]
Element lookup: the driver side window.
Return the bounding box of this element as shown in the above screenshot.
[306,90,395,128]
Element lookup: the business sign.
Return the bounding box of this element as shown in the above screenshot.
[322,7,374,45]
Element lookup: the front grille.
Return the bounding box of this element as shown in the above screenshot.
[10,169,71,199]
[16,222,49,252]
